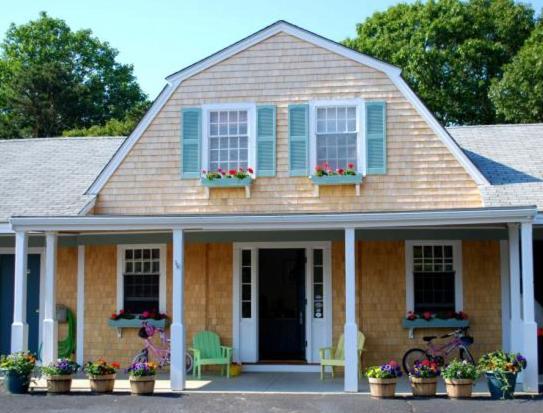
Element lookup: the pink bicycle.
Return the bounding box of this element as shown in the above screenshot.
[132,321,193,373]
[402,327,474,374]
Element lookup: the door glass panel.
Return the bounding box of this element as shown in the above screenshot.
[241,250,252,319]
[313,249,324,319]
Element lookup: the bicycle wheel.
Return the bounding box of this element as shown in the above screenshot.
[459,347,475,365]
[132,348,149,365]
[185,352,194,374]
[402,348,427,374]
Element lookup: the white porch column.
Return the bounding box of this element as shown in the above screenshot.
[42,232,58,364]
[499,241,511,352]
[520,222,538,392]
[344,227,358,392]
[508,224,522,355]
[76,245,85,365]
[171,229,185,391]
[11,231,29,352]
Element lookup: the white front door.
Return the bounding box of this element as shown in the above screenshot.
[232,242,332,365]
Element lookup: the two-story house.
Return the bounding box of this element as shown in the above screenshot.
[0,21,541,393]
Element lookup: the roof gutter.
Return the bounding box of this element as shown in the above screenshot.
[9,206,537,233]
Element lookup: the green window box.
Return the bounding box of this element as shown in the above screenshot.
[402,319,470,329]
[310,174,363,186]
[200,177,253,188]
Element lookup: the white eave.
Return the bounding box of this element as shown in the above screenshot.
[0,222,14,234]
[85,20,489,196]
[9,206,537,233]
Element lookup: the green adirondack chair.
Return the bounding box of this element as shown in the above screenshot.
[319,331,365,380]
[189,331,233,379]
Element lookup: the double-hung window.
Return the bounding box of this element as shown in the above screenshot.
[406,241,462,314]
[310,99,363,173]
[117,245,166,314]
[202,104,256,173]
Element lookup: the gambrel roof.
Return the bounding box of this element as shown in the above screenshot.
[85,20,488,195]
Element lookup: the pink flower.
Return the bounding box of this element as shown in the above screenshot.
[315,165,322,171]
[247,167,254,174]
[347,162,354,169]
[337,168,345,175]
[201,169,207,174]
[228,169,237,175]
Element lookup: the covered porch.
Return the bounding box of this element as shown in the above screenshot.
[6,206,542,393]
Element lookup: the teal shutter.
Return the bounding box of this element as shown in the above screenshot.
[366,101,387,174]
[181,108,201,179]
[288,104,309,176]
[256,105,276,177]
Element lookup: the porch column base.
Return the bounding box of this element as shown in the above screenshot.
[10,322,28,353]
[42,319,58,364]
[170,322,185,391]
[522,322,538,392]
[343,321,359,392]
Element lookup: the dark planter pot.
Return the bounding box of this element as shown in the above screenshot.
[3,371,31,394]
[485,371,518,399]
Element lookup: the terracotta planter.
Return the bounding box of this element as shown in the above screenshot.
[129,375,155,395]
[46,375,72,394]
[444,378,473,398]
[89,374,116,393]
[410,376,438,397]
[368,377,397,398]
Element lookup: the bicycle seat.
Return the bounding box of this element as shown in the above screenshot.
[422,335,437,342]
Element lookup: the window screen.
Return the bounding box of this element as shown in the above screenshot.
[209,110,248,172]
[413,245,455,313]
[123,248,160,314]
[316,106,357,170]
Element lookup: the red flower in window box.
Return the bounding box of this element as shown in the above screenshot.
[247,167,254,174]
[337,168,345,175]
[406,311,417,321]
[422,311,433,321]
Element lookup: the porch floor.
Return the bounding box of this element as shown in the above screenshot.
[29,372,543,394]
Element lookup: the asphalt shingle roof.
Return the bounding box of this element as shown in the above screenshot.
[449,124,543,210]
[0,136,124,222]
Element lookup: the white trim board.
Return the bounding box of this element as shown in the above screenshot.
[85,20,488,195]
[10,206,537,232]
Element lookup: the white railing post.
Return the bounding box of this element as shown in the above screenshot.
[520,222,538,392]
[171,229,185,391]
[76,245,85,366]
[42,232,58,364]
[508,224,522,356]
[344,227,358,392]
[11,231,29,352]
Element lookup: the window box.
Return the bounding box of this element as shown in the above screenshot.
[310,174,363,197]
[108,318,169,338]
[310,174,363,186]
[200,177,253,198]
[402,318,470,329]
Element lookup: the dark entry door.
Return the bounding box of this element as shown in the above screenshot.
[258,249,306,361]
[0,254,41,355]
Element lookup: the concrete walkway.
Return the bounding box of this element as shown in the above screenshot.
[28,372,533,395]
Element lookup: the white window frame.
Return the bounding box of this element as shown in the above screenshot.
[405,240,463,313]
[116,244,167,314]
[309,98,365,175]
[201,103,257,173]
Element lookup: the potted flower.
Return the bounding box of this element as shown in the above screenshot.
[84,359,120,393]
[478,350,526,399]
[230,362,242,377]
[41,358,79,394]
[442,359,478,398]
[409,359,441,397]
[365,360,403,398]
[127,361,157,395]
[0,352,36,394]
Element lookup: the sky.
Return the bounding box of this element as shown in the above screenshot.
[1,0,542,99]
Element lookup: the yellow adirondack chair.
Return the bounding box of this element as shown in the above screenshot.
[189,331,233,379]
[319,331,365,379]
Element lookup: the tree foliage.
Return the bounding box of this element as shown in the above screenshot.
[344,0,535,125]
[0,12,147,138]
[489,22,543,123]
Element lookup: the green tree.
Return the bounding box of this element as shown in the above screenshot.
[344,0,535,125]
[489,21,543,122]
[62,100,150,137]
[0,12,147,138]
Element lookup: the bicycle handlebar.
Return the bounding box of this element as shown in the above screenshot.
[439,327,469,339]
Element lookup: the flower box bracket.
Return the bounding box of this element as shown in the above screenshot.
[200,177,253,199]
[107,318,168,338]
[402,318,470,339]
[310,174,363,197]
